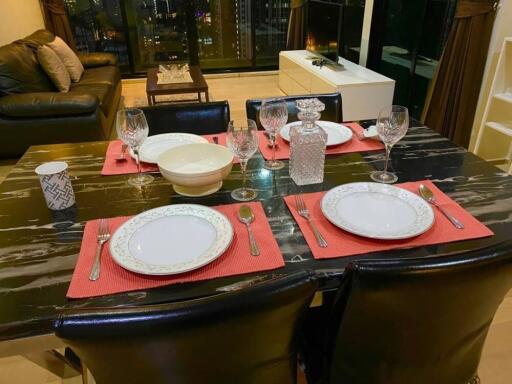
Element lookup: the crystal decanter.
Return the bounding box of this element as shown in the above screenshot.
[289,98,327,185]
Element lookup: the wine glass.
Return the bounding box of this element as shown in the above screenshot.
[260,98,288,170]
[116,108,153,187]
[226,119,259,201]
[370,105,409,184]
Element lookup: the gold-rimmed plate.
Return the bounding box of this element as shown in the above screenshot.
[131,133,208,164]
[280,121,353,146]
[320,182,435,240]
[109,204,233,275]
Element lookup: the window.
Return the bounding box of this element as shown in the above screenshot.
[64,0,291,75]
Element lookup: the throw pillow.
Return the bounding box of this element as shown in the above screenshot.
[37,45,71,92]
[48,36,84,82]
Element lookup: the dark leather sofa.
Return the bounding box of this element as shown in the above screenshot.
[0,30,122,158]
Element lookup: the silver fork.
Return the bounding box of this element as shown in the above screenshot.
[263,131,277,148]
[116,144,128,162]
[295,195,328,248]
[89,219,111,281]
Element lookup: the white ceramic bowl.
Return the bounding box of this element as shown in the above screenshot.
[157,143,234,197]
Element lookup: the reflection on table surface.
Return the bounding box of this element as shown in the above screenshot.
[0,124,511,346]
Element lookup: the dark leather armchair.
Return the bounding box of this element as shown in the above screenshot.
[141,101,230,135]
[302,240,512,384]
[54,271,318,384]
[0,30,121,158]
[246,93,343,129]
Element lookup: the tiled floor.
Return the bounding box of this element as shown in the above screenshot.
[0,356,86,384]
[1,73,511,383]
[122,71,283,123]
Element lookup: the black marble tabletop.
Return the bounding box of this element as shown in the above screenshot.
[1,125,511,347]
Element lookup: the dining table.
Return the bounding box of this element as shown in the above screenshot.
[1,121,511,358]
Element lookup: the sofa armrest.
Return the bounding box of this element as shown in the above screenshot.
[78,52,118,68]
[0,93,99,118]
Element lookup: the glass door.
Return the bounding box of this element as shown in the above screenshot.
[367,0,456,119]
[65,0,291,75]
[195,0,253,70]
[253,0,290,68]
[124,0,191,73]
[65,0,131,73]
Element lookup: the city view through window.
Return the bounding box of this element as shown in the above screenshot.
[64,0,291,75]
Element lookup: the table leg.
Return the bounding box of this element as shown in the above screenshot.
[205,90,210,102]
[198,92,202,103]
[147,94,152,106]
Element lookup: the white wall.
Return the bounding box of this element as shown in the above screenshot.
[469,1,512,153]
[0,0,45,46]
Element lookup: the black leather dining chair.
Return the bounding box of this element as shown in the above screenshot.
[54,271,318,384]
[246,93,343,129]
[301,240,512,384]
[140,101,230,135]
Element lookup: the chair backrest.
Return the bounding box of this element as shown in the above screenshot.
[325,240,512,384]
[245,93,343,129]
[141,101,230,135]
[55,271,318,384]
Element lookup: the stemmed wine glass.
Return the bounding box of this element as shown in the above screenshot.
[116,108,153,187]
[370,105,409,184]
[260,98,288,170]
[226,119,259,201]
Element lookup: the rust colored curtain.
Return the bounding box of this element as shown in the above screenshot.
[422,0,499,148]
[40,0,77,51]
[287,0,306,50]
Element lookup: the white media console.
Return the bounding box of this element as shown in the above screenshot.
[278,50,395,121]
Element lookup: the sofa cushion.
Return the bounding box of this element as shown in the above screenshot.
[38,45,71,92]
[48,37,84,82]
[78,52,118,68]
[0,43,55,96]
[70,83,115,115]
[79,66,121,87]
[0,92,98,117]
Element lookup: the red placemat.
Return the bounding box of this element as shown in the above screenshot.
[101,140,159,175]
[258,123,384,161]
[284,180,494,260]
[203,133,227,146]
[67,202,284,299]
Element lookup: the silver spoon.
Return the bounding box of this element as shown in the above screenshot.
[237,205,260,256]
[418,184,464,229]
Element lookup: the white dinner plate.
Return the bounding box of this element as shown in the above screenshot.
[131,133,208,164]
[280,121,353,146]
[109,204,233,275]
[320,182,435,240]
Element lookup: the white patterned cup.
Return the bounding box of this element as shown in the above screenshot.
[35,161,75,210]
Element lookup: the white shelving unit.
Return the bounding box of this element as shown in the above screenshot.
[474,37,512,173]
[278,50,395,121]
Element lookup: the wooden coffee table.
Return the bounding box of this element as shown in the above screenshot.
[146,65,209,105]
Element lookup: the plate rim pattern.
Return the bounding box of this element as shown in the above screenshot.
[280,120,353,146]
[109,204,233,275]
[320,182,435,240]
[135,133,208,164]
